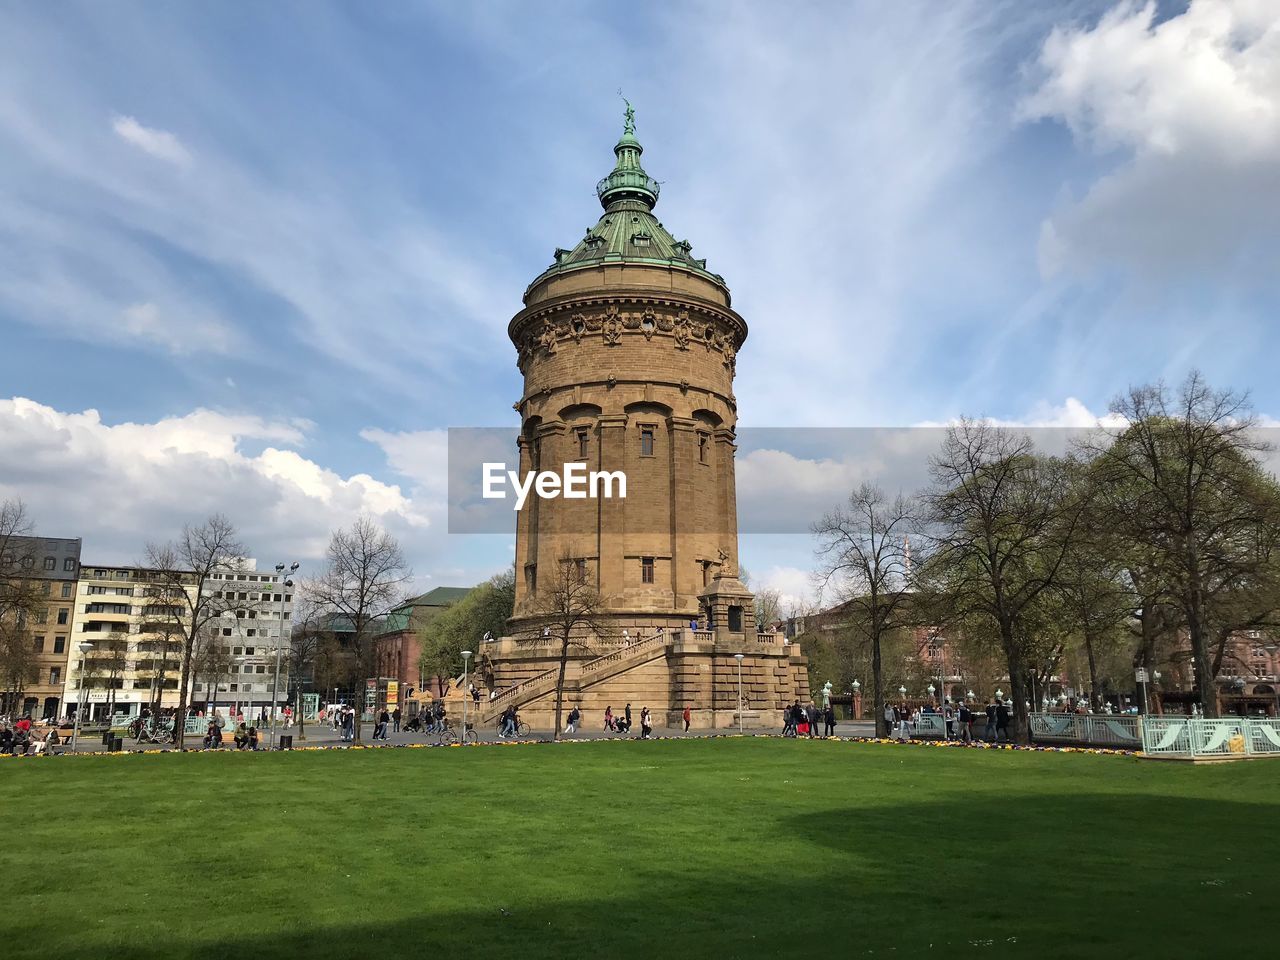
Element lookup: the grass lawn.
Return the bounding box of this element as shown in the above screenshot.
[3,738,1276,959]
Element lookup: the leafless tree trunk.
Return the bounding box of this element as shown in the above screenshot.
[145,515,250,747]
[812,483,920,737]
[523,552,612,738]
[304,517,409,744]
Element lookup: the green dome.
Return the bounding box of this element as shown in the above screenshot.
[525,106,727,299]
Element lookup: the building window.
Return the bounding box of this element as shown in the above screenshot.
[640,426,655,457]
[61,582,72,598]
[33,636,45,653]
[698,432,709,463]
[576,427,589,459]
[43,557,55,571]
[247,629,256,637]
[21,556,33,569]
[641,557,655,584]
[53,636,65,654]
[64,557,76,572]
[525,564,537,593]
[50,667,61,684]
[56,608,69,625]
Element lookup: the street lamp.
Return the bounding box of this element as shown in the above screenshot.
[71,641,94,753]
[898,685,906,699]
[235,655,251,730]
[852,679,860,721]
[927,683,936,705]
[269,562,299,749]
[733,653,745,734]
[995,688,1004,702]
[461,649,473,743]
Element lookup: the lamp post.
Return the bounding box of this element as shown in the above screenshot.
[235,655,251,731]
[734,653,745,734]
[71,641,94,753]
[852,679,861,721]
[269,562,299,749]
[461,649,473,742]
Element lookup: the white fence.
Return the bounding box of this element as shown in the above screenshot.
[1141,716,1280,759]
[1030,713,1142,748]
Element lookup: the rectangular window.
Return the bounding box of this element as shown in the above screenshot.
[223,628,232,636]
[640,426,655,457]
[63,557,76,572]
[576,427,589,459]
[53,636,65,654]
[33,636,45,653]
[58,608,70,624]
[34,609,47,624]
[698,432,709,463]
[43,556,56,571]
[50,667,61,684]
[525,564,537,592]
[41,582,51,597]
[61,582,72,598]
[641,557,655,584]
[247,629,256,637]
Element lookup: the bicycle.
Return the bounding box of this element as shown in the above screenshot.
[435,721,478,746]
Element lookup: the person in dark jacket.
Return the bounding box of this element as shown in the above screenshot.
[995,699,1011,743]
[805,701,819,739]
[985,700,998,742]
[823,703,836,738]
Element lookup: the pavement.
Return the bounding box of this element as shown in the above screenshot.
[49,718,883,753]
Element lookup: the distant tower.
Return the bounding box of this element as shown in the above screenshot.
[507,107,754,638]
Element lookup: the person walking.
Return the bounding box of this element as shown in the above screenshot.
[392,706,402,733]
[640,706,652,739]
[782,702,796,737]
[882,701,894,739]
[823,702,836,738]
[985,699,998,742]
[624,703,633,734]
[565,705,580,735]
[995,698,1011,744]
[682,705,691,733]
[805,701,819,739]
[959,701,972,743]
[604,705,615,732]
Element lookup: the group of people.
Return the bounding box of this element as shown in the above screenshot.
[882,698,1012,743]
[320,703,358,742]
[199,712,262,750]
[0,715,62,755]
[782,700,837,738]
[498,705,521,737]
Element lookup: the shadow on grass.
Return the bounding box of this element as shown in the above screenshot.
[22,793,1276,960]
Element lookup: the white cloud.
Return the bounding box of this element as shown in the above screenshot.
[122,301,238,356]
[0,397,428,565]
[1022,0,1280,280]
[112,114,192,166]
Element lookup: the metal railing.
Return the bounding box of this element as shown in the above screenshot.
[580,634,665,678]
[1142,716,1280,758]
[1030,713,1142,747]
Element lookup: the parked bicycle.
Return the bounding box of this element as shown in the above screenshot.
[435,720,478,745]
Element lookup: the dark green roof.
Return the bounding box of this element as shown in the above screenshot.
[376,586,473,635]
[525,108,727,297]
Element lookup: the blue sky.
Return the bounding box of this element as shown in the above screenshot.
[2,1,1278,604]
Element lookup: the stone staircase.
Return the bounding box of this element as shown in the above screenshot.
[478,633,671,721]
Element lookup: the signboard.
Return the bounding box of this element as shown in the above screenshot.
[365,678,376,709]
[386,680,399,707]
[1135,667,1150,684]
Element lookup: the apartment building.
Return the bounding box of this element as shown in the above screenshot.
[0,536,81,720]
[64,565,198,722]
[190,559,295,715]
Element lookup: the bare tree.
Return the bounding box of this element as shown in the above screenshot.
[523,552,612,739]
[1085,373,1280,716]
[922,421,1083,744]
[144,516,249,746]
[0,500,41,715]
[304,517,409,743]
[193,626,234,715]
[813,483,920,737]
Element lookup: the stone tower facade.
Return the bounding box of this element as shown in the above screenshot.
[480,110,807,728]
